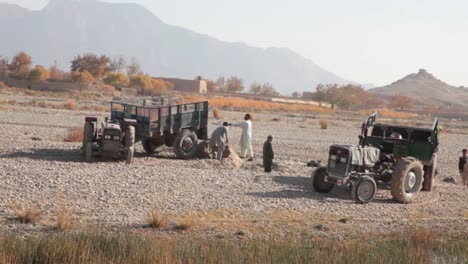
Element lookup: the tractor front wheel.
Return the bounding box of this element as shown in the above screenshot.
[85,142,93,163]
[352,176,377,204]
[82,122,93,156]
[312,167,334,193]
[173,129,199,159]
[125,126,135,164]
[391,158,423,203]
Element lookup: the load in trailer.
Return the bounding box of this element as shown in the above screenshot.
[115,97,208,158]
[311,112,439,204]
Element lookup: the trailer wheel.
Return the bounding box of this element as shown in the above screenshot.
[85,142,93,163]
[352,176,377,204]
[125,126,135,164]
[312,167,334,193]
[82,122,93,156]
[142,139,165,155]
[173,129,198,159]
[391,158,423,203]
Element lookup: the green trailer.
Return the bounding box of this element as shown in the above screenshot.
[108,97,209,159]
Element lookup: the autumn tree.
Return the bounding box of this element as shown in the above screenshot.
[388,95,414,110]
[72,70,95,85]
[0,56,8,79]
[9,51,32,79]
[103,72,129,88]
[216,77,227,92]
[259,82,279,96]
[29,65,49,82]
[126,58,141,77]
[49,64,66,81]
[249,82,262,94]
[151,78,173,95]
[311,83,380,110]
[226,76,244,93]
[206,79,217,92]
[130,73,153,89]
[109,56,126,72]
[70,54,110,79]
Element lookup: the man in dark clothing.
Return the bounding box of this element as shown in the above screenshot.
[459,149,467,173]
[263,135,274,173]
[459,149,468,187]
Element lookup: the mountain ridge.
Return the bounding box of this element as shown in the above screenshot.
[0,0,350,93]
[369,69,468,107]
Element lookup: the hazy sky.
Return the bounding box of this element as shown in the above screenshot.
[3,0,468,86]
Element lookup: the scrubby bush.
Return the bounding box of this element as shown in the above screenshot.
[72,70,94,85]
[29,65,49,82]
[319,118,329,129]
[103,72,129,88]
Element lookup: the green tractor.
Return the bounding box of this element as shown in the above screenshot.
[312,113,439,204]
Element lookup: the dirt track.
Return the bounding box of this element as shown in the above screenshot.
[0,96,467,239]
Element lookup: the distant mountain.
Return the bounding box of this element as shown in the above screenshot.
[369,69,468,107]
[0,0,351,94]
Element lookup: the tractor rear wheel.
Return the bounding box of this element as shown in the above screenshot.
[352,176,377,204]
[422,154,437,191]
[142,138,165,155]
[391,158,423,203]
[125,126,135,164]
[173,129,198,159]
[82,122,93,156]
[312,167,334,193]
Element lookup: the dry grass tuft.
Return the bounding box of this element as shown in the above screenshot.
[146,209,166,229]
[319,118,329,129]
[174,216,195,231]
[213,108,221,119]
[0,81,8,89]
[14,207,43,224]
[63,100,77,110]
[64,127,84,143]
[413,229,436,244]
[57,207,72,230]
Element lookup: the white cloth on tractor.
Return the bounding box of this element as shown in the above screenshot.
[232,120,253,158]
[348,145,380,167]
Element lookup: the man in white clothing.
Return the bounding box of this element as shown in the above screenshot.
[230,113,254,161]
[210,122,229,161]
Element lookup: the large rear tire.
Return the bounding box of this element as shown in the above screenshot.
[391,158,423,203]
[82,122,93,156]
[422,154,437,191]
[142,138,165,155]
[125,126,135,164]
[352,176,377,204]
[173,129,199,159]
[312,167,334,193]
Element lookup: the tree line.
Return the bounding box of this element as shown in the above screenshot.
[307,83,414,110]
[0,52,173,95]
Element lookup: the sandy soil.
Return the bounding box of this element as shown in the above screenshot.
[0,94,467,239]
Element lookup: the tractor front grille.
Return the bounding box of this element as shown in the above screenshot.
[327,145,351,177]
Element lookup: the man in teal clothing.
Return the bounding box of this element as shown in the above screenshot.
[263,135,274,172]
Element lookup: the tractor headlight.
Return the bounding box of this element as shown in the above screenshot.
[330,155,337,161]
[113,136,120,141]
[104,135,111,140]
[340,157,347,163]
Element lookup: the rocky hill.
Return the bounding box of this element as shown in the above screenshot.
[369,69,468,108]
[0,0,350,94]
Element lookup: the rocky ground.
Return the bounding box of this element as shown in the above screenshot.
[0,94,467,239]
